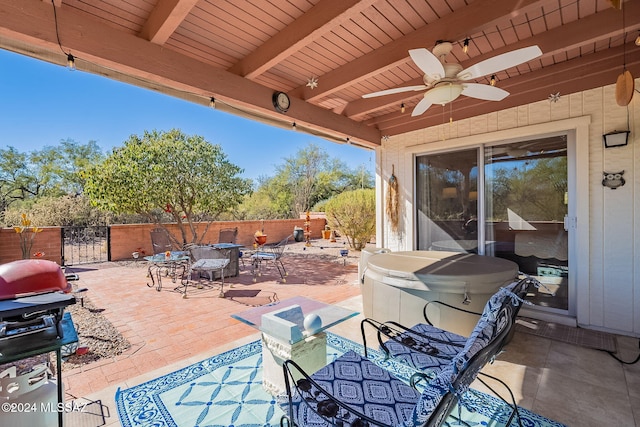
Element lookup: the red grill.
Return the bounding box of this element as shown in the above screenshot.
[0,260,76,344]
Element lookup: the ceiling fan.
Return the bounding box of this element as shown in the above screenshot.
[362,41,543,116]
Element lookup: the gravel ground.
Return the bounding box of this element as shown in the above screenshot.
[0,290,130,376]
[60,294,131,371]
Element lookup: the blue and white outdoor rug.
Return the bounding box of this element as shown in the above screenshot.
[115,333,565,427]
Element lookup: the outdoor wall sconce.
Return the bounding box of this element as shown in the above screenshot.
[603,130,630,148]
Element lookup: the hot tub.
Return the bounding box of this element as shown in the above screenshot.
[362,250,518,336]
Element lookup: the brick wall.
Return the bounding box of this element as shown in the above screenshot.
[0,227,62,265]
[0,218,326,264]
[109,218,325,261]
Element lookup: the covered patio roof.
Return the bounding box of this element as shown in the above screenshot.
[1,0,639,148]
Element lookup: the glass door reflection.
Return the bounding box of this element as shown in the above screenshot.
[484,136,568,310]
[416,149,479,253]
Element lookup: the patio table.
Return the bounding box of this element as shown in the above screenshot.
[232,296,358,395]
[144,251,190,294]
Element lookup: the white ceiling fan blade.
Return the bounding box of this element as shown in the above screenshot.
[411,97,433,116]
[409,48,445,79]
[457,46,542,80]
[462,83,509,101]
[362,85,427,98]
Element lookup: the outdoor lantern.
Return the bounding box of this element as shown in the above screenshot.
[603,130,630,148]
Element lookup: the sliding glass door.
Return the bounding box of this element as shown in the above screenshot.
[416,135,569,312]
[484,136,568,310]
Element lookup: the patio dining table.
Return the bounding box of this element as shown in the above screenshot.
[144,251,190,294]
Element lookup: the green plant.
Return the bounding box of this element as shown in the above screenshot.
[14,213,43,259]
[83,129,252,246]
[325,189,375,250]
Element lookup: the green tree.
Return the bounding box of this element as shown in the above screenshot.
[0,140,104,223]
[4,195,111,227]
[238,143,374,219]
[0,147,31,219]
[83,129,252,246]
[325,189,375,250]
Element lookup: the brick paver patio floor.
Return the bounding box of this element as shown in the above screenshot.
[61,241,363,399]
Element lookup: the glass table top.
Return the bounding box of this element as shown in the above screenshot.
[231,296,358,344]
[144,251,190,263]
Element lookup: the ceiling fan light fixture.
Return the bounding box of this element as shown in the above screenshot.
[463,38,470,54]
[490,75,496,86]
[424,83,464,105]
[635,32,640,46]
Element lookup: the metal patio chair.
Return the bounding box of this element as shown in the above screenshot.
[279,295,519,427]
[218,227,238,244]
[150,227,173,255]
[219,227,244,268]
[251,235,290,283]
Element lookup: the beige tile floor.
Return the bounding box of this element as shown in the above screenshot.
[41,243,640,427]
[82,293,640,427]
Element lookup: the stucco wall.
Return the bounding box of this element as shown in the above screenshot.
[377,78,639,337]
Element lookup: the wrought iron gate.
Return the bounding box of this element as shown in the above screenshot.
[61,226,110,265]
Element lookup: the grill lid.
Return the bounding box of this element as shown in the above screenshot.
[0,260,71,301]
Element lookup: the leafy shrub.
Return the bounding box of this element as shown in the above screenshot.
[4,195,113,227]
[325,189,375,250]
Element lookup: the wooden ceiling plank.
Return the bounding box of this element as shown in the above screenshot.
[63,0,144,33]
[343,4,640,120]
[368,2,414,35]
[542,4,563,29]
[176,21,252,62]
[349,12,394,48]
[332,25,374,54]
[527,9,548,34]
[139,0,199,44]
[189,5,266,49]
[227,0,378,79]
[428,0,456,18]
[393,0,429,30]
[361,7,404,41]
[0,0,381,146]
[316,33,360,62]
[404,0,439,24]
[296,0,544,102]
[179,14,252,49]
[168,35,234,68]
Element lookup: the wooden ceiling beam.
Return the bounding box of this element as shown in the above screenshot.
[343,2,640,119]
[139,0,199,44]
[228,0,377,80]
[292,0,547,102]
[0,0,381,147]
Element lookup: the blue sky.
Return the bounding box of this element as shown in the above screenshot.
[0,49,374,182]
